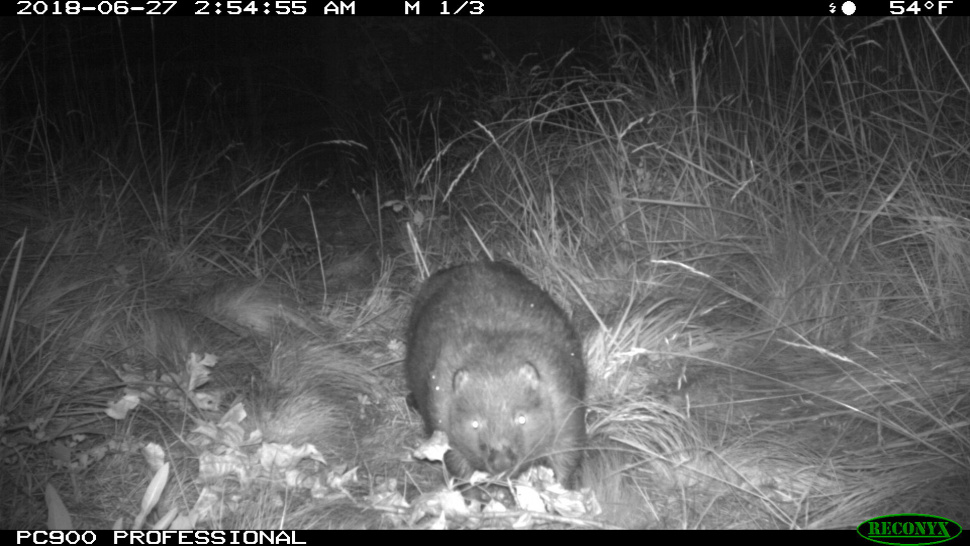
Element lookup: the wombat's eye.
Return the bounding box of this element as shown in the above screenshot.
[514,413,527,426]
[470,419,481,430]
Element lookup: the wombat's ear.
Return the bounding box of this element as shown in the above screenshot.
[453,369,471,391]
[516,363,540,388]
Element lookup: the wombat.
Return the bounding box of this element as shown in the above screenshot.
[405,261,587,487]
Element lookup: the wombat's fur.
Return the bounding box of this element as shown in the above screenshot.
[405,261,587,487]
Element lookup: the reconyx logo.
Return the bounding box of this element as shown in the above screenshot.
[858,514,962,546]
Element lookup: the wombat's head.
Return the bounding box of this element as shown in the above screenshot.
[447,363,557,477]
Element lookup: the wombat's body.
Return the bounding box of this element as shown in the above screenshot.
[405,261,586,486]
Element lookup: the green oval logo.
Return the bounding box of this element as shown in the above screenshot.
[858,514,962,546]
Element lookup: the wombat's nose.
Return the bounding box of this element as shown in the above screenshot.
[487,445,517,473]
